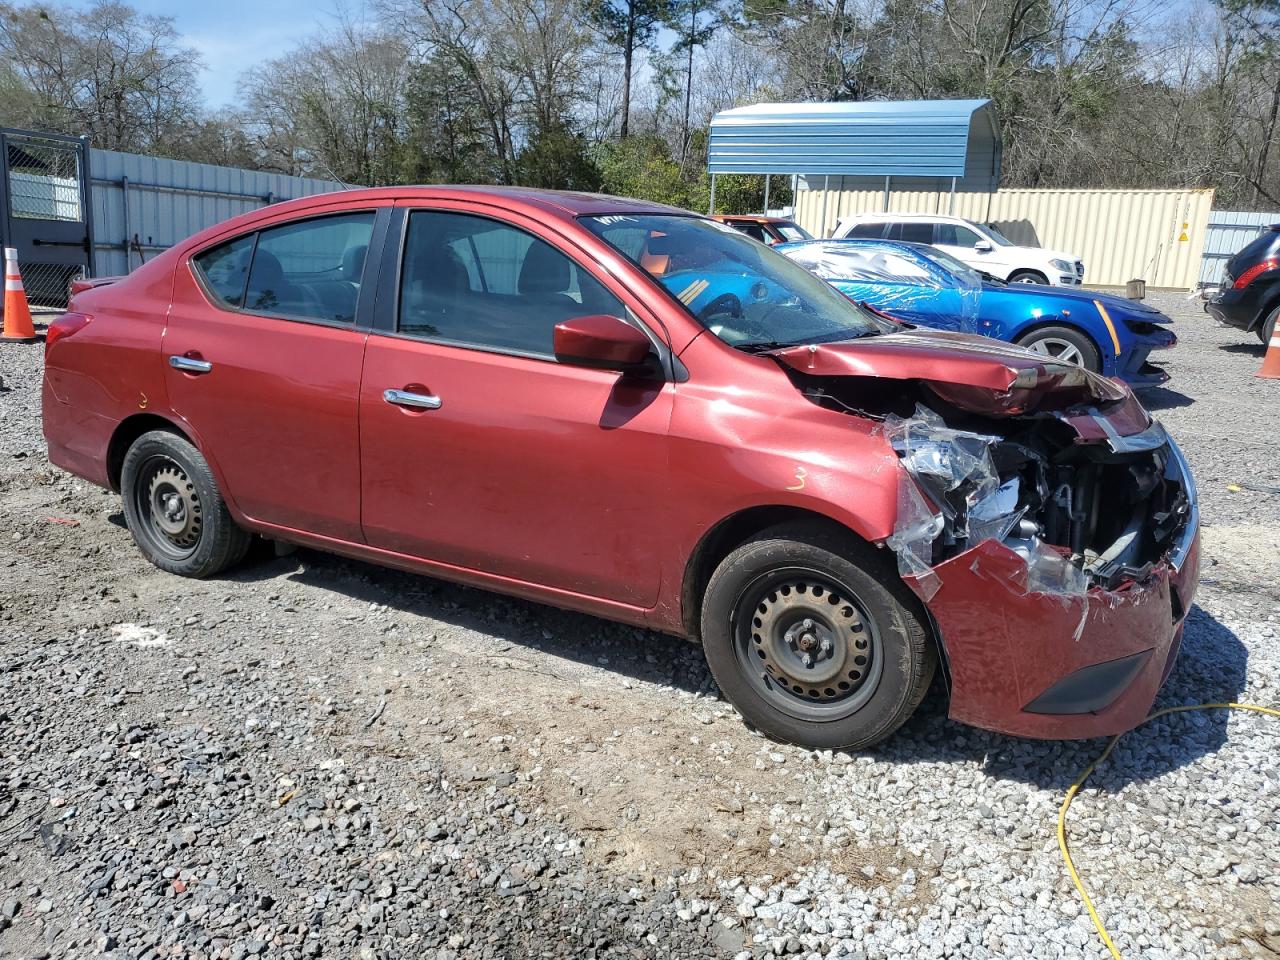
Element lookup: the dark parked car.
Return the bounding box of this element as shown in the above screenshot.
[43,187,1199,750]
[1206,223,1280,343]
[713,215,813,245]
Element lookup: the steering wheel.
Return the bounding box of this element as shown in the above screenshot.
[699,293,743,324]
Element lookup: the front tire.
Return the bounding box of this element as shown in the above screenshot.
[1008,270,1048,285]
[700,522,936,750]
[1016,324,1102,372]
[120,430,251,578]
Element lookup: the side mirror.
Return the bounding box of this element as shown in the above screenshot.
[974,239,993,253]
[553,314,652,370]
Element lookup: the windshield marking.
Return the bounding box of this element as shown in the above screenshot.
[676,278,709,304]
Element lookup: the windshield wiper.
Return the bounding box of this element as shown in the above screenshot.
[735,330,880,354]
[735,340,797,354]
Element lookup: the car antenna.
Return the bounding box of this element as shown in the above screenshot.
[315,161,358,191]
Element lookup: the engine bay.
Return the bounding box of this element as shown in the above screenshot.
[795,374,1195,601]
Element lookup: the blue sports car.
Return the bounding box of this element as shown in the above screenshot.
[776,239,1176,386]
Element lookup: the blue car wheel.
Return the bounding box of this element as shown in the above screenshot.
[1015,324,1101,372]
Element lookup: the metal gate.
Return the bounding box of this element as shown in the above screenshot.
[0,128,94,308]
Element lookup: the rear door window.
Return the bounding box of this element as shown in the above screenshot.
[243,212,375,323]
[885,222,934,244]
[847,221,887,239]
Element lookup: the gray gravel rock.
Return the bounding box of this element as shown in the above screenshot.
[2,293,1278,959]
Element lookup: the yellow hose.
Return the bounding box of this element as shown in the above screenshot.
[1057,702,1280,959]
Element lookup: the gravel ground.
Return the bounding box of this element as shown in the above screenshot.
[2,292,1279,960]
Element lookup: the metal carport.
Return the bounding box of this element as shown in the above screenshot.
[706,99,1001,220]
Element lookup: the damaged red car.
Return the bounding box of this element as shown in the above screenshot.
[42,188,1199,750]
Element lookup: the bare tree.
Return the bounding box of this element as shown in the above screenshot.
[0,0,203,151]
[241,20,412,184]
[382,0,595,181]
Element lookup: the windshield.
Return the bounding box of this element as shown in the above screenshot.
[978,221,1015,246]
[775,222,812,242]
[581,214,882,348]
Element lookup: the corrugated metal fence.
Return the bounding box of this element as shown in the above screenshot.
[1199,210,1277,286]
[793,182,1214,290]
[89,148,345,276]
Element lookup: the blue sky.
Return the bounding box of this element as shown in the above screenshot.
[67,0,352,106]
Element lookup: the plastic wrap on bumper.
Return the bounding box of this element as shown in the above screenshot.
[906,529,1198,739]
[886,412,1201,740]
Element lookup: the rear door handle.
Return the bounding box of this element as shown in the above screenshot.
[383,388,441,410]
[169,355,213,374]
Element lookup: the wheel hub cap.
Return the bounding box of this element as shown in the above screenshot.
[1027,337,1083,365]
[751,580,873,702]
[147,465,202,547]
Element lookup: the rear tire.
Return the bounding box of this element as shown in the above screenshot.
[1016,324,1102,372]
[120,430,251,578]
[699,522,936,750]
[1257,306,1278,345]
[1008,270,1048,285]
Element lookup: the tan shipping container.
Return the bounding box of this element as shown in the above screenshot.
[793,183,1213,291]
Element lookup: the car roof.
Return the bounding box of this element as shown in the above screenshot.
[266,185,693,222]
[839,212,967,224]
[714,214,798,224]
[176,185,700,255]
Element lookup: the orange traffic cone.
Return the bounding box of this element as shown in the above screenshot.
[1259,323,1280,380]
[2,247,38,343]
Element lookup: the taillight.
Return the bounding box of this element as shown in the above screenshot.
[1234,259,1279,289]
[45,312,92,352]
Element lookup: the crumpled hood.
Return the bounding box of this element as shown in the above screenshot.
[770,329,1139,420]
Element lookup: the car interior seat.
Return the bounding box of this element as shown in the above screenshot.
[399,240,472,336]
[341,244,368,285]
[245,250,325,318]
[517,242,577,310]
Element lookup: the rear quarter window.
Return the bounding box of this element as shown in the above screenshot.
[193,234,255,307]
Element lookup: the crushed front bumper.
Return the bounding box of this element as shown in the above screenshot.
[905,440,1200,740]
[1113,327,1175,389]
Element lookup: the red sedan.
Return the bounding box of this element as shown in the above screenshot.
[42,187,1199,750]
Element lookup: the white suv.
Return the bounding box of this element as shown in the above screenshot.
[830,213,1084,286]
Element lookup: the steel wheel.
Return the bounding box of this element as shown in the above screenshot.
[733,568,882,722]
[1026,336,1084,365]
[131,454,204,560]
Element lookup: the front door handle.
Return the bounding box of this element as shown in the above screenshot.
[169,355,213,374]
[383,388,441,410]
